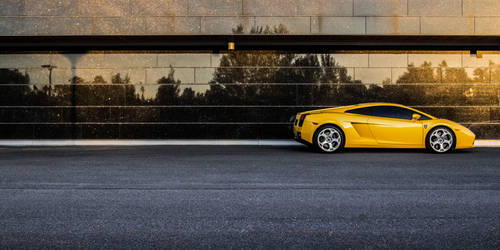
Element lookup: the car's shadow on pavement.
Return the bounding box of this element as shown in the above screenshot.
[274,145,475,154]
[342,148,475,154]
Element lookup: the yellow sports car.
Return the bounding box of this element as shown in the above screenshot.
[292,103,475,153]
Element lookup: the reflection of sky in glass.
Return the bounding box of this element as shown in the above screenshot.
[368,54,407,67]
[332,54,368,67]
[52,54,104,68]
[344,68,355,82]
[53,69,113,84]
[146,68,194,84]
[22,69,47,85]
[463,54,500,67]
[103,54,156,68]
[408,54,462,67]
[111,68,146,84]
[138,85,159,100]
[211,53,223,67]
[0,54,51,68]
[391,68,407,83]
[158,54,211,67]
[195,68,215,83]
[355,68,391,84]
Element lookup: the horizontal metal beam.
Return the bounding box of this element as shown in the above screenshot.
[0,35,499,51]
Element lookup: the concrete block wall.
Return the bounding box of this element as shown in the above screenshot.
[1,0,500,36]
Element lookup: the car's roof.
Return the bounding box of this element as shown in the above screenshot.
[304,103,436,119]
[325,103,405,112]
[350,102,406,108]
[339,103,436,119]
[306,103,435,118]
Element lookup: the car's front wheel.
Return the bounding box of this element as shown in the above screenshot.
[313,125,345,153]
[426,126,456,153]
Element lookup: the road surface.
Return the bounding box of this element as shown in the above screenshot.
[0,146,499,249]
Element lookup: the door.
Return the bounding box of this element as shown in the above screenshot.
[367,116,422,145]
[366,106,423,146]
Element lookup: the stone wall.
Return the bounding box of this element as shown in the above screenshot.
[1,0,500,36]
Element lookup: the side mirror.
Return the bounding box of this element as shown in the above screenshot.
[412,113,421,120]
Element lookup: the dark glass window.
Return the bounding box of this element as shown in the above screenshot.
[0,50,497,139]
[346,105,431,120]
[416,113,431,120]
[345,106,374,116]
[372,106,414,120]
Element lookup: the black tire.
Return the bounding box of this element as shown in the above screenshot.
[425,126,456,153]
[313,125,345,153]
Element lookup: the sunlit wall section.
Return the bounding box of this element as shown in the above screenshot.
[0,51,498,139]
[2,0,500,36]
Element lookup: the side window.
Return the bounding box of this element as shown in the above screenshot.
[345,107,375,116]
[347,105,430,120]
[418,114,431,120]
[372,106,414,120]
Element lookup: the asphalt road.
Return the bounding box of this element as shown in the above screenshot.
[0,146,499,249]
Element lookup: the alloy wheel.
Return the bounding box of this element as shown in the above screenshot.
[428,127,454,153]
[317,127,342,153]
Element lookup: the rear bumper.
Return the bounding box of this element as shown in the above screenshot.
[292,113,317,145]
[293,125,312,146]
[294,132,312,146]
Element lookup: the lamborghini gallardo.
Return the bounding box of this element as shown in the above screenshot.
[292,103,475,153]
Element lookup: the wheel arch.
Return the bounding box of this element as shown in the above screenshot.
[426,124,457,139]
[313,122,347,145]
[314,122,345,136]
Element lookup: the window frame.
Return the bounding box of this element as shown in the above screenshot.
[345,105,431,121]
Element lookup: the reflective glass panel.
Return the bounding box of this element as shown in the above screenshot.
[0,51,498,139]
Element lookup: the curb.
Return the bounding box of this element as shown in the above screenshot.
[0,139,498,147]
[474,140,500,148]
[0,139,303,147]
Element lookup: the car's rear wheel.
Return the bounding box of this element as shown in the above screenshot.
[426,126,456,153]
[313,125,345,153]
